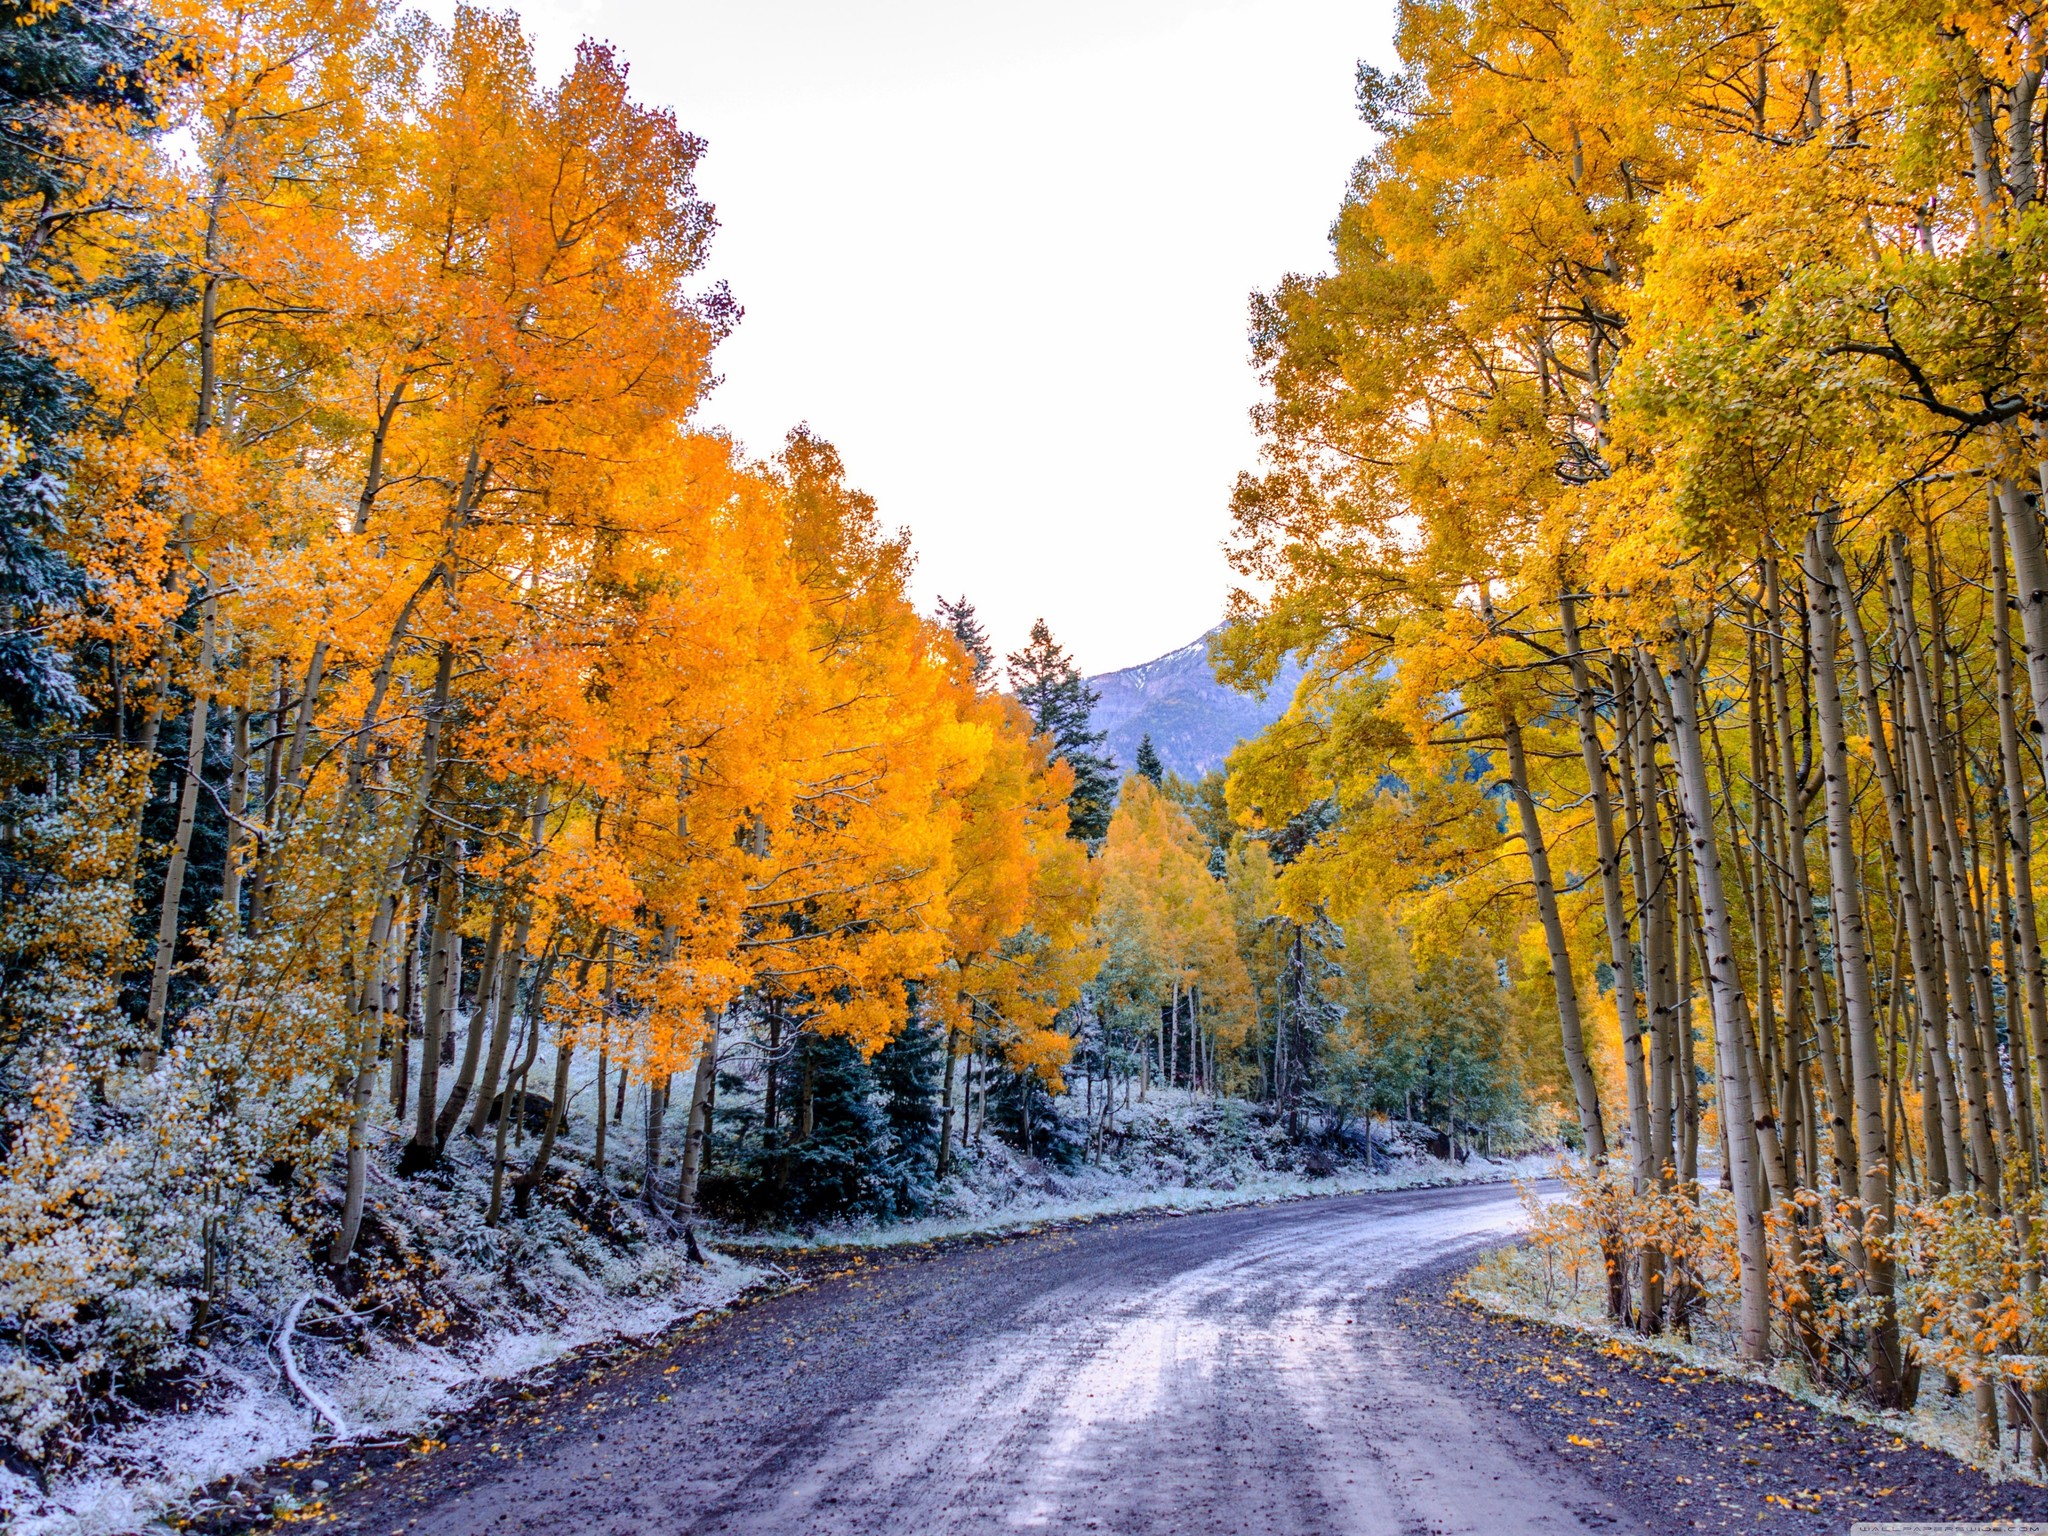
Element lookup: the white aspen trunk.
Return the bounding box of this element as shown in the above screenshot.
[142,598,216,1071]
[1646,643,1771,1360]
[938,1023,959,1177]
[1622,662,1678,1186]
[220,703,249,928]
[409,848,461,1165]
[675,1009,721,1212]
[513,1030,574,1218]
[1764,561,1855,1192]
[329,897,395,1268]
[436,901,506,1147]
[1501,709,1609,1161]
[1993,488,2048,1166]
[643,1075,671,1215]
[1563,596,1650,1186]
[1675,827,1700,1187]
[1801,527,1902,1403]
[1833,523,1969,1195]
[2013,470,2048,746]
[490,944,560,1226]
[467,903,533,1138]
[1889,538,2001,1196]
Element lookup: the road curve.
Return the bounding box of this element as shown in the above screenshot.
[321,1182,1640,1535]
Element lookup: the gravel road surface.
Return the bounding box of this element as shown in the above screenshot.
[307,1181,1649,1534]
[229,1178,2048,1534]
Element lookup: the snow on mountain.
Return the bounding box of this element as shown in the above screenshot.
[1086,630,1304,781]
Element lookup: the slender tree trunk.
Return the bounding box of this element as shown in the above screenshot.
[763,1007,781,1145]
[510,948,595,1218]
[1623,663,1679,1187]
[351,376,410,535]
[1802,527,1902,1404]
[1997,829,2041,1181]
[436,901,507,1147]
[246,663,286,930]
[220,703,249,929]
[267,637,326,853]
[1891,539,2001,1198]
[1169,980,1179,1089]
[2004,472,2048,748]
[938,1023,959,1178]
[333,566,451,830]
[391,909,414,1116]
[330,895,397,1269]
[800,1041,816,1142]
[1646,643,1771,1361]
[512,1030,574,1218]
[142,598,217,1071]
[1834,524,1968,1194]
[594,936,616,1176]
[1676,825,1700,1188]
[1995,487,2048,1169]
[643,1074,671,1215]
[1501,708,1609,1161]
[467,904,531,1138]
[489,947,560,1226]
[675,1010,721,1213]
[1766,561,1856,1192]
[406,844,461,1170]
[1564,597,1651,1188]
[1714,683,1792,1206]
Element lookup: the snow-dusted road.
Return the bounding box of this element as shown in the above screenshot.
[319,1182,1637,1534]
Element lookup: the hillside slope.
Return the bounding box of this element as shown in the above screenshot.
[1087,632,1303,780]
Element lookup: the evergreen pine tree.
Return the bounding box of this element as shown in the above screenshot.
[986,1065,1082,1168]
[1270,910,1345,1142]
[1006,618,1117,842]
[1134,734,1164,785]
[871,1012,942,1212]
[935,594,995,690]
[774,1030,891,1224]
[0,0,173,723]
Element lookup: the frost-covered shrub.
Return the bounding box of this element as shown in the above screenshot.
[0,1060,130,1458]
[0,759,169,1459]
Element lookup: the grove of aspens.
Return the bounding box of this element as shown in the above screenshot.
[16,0,2048,1504]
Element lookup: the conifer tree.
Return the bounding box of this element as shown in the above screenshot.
[936,594,995,690]
[1006,618,1116,843]
[873,1014,942,1209]
[0,0,170,723]
[1134,734,1164,785]
[774,1029,890,1224]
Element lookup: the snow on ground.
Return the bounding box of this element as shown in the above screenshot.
[3,1235,759,1536]
[748,1087,1562,1251]
[3,1077,1561,1536]
[747,1147,1563,1252]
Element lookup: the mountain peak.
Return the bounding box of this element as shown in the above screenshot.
[1086,632,1303,780]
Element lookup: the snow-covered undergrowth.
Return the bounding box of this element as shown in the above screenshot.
[1,1117,766,1536]
[737,1087,1563,1250]
[4,1076,1557,1536]
[1463,1231,2048,1485]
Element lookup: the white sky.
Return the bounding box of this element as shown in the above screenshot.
[473,0,1391,674]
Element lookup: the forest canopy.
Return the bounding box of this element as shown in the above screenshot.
[0,0,1622,1476]
[1214,0,2048,1449]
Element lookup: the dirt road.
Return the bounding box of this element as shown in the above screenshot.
[253,1178,2048,1534]
[308,1181,1655,1534]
